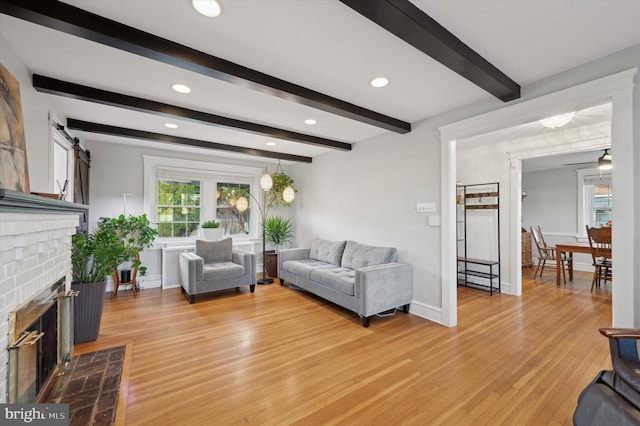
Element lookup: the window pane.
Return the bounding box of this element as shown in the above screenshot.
[590,183,612,228]
[217,183,251,235]
[157,180,201,237]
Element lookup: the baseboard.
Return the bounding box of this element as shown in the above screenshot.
[105,274,162,291]
[409,299,443,325]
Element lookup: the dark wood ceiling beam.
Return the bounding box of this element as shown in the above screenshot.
[339,0,520,102]
[0,0,411,134]
[33,74,351,151]
[66,119,313,164]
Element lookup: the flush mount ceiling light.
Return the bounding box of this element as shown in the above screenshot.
[191,0,222,17]
[304,119,317,125]
[164,123,178,129]
[539,111,576,129]
[171,83,191,94]
[370,77,389,88]
[266,141,277,146]
[598,149,612,170]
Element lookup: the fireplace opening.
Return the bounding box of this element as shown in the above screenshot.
[14,303,57,403]
[7,277,73,404]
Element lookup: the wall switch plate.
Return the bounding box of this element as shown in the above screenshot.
[417,202,436,213]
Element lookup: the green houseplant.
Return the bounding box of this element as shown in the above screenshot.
[200,219,225,240]
[267,172,297,208]
[71,214,157,343]
[263,216,294,278]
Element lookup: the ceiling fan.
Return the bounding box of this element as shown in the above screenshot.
[563,149,612,169]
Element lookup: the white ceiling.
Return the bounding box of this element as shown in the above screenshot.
[1,0,639,163]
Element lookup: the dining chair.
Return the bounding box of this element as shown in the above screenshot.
[586,225,612,291]
[530,226,567,283]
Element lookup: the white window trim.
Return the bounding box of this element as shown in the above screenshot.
[143,155,264,242]
[576,167,612,240]
[49,113,74,200]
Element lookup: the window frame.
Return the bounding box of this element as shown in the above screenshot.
[577,167,612,239]
[144,155,263,243]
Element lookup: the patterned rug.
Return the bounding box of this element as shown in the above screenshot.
[47,346,125,426]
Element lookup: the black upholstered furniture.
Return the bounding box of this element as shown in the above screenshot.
[574,328,640,425]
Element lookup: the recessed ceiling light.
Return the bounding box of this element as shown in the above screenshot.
[164,123,178,129]
[191,0,222,17]
[172,83,191,94]
[266,141,277,146]
[304,119,317,125]
[370,77,389,88]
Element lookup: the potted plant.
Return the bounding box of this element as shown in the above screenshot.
[98,214,158,291]
[263,216,294,278]
[71,226,134,343]
[200,220,225,241]
[267,171,297,208]
[71,214,158,343]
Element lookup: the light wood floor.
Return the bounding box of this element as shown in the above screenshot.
[76,268,613,425]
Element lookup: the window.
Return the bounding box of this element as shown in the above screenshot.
[50,115,74,201]
[157,179,201,238]
[586,178,612,228]
[577,168,612,236]
[217,183,251,235]
[144,156,262,241]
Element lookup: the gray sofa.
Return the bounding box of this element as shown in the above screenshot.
[179,238,256,303]
[278,238,412,327]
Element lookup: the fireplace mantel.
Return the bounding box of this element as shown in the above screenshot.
[0,189,88,214]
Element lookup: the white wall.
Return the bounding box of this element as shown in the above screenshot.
[522,167,578,234]
[292,119,444,312]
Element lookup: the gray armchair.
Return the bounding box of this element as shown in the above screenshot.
[179,238,256,304]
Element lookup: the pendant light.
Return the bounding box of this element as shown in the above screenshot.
[598,149,612,170]
[540,112,576,129]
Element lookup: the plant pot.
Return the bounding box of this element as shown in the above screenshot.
[120,269,131,283]
[264,250,278,278]
[71,280,107,344]
[201,228,225,241]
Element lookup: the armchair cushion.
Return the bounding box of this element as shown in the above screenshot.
[203,262,245,281]
[196,238,232,264]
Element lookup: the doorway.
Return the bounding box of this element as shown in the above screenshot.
[439,69,635,328]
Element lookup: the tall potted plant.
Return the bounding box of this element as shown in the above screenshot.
[263,216,294,278]
[71,227,133,343]
[71,214,157,343]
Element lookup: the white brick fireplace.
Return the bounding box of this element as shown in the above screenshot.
[0,190,87,403]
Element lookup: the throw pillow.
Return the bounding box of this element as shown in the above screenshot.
[196,238,232,264]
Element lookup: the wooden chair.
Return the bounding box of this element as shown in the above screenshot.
[530,226,568,283]
[586,225,612,291]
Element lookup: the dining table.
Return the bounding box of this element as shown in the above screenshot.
[555,242,592,286]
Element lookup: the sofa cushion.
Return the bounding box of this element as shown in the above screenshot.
[196,238,232,264]
[309,267,355,296]
[341,241,397,269]
[310,238,347,266]
[203,262,244,281]
[282,259,336,280]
